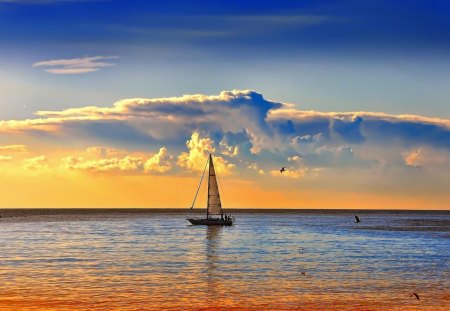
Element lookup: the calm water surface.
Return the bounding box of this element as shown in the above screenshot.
[0,210,448,310]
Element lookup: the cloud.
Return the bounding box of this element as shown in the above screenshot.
[0,144,26,164]
[404,149,423,167]
[330,115,365,143]
[0,90,449,208]
[108,13,336,45]
[86,146,125,157]
[298,145,375,168]
[31,90,280,148]
[177,131,234,175]
[270,168,306,179]
[269,155,313,179]
[220,140,239,157]
[3,89,448,155]
[403,148,450,168]
[62,146,172,174]
[32,56,118,75]
[0,90,449,178]
[222,15,331,26]
[269,165,321,179]
[270,108,450,151]
[2,90,447,156]
[23,155,48,170]
[247,162,264,175]
[0,144,27,153]
[62,155,145,173]
[144,147,172,173]
[0,155,13,161]
[291,134,317,145]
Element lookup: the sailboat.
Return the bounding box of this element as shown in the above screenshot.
[187,154,235,226]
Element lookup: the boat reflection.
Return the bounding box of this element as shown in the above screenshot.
[205,226,222,302]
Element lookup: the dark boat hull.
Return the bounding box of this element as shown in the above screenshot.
[187,218,233,226]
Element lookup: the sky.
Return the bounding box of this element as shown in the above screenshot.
[0,0,449,209]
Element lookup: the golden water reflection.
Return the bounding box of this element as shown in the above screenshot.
[0,211,448,310]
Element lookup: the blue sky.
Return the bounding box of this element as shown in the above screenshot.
[1,0,450,120]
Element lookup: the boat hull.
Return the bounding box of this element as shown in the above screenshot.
[187,218,233,226]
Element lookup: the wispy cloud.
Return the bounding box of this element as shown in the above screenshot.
[221,14,332,26]
[32,56,118,75]
[0,155,13,161]
[0,145,27,163]
[0,144,27,153]
[23,155,48,170]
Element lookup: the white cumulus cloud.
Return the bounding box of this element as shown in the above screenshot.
[177,131,234,175]
[145,147,172,173]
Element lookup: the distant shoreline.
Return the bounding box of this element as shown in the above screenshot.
[0,208,449,218]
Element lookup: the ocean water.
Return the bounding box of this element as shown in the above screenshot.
[0,209,448,310]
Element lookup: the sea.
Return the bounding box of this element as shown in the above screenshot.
[0,209,448,310]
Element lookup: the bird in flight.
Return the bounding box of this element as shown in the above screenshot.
[280,167,287,173]
[410,292,420,300]
[354,215,361,223]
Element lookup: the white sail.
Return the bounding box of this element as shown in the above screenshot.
[207,154,223,216]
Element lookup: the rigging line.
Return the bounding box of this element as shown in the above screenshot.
[190,157,209,209]
[198,172,207,208]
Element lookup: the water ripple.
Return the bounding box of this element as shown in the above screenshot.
[0,211,448,310]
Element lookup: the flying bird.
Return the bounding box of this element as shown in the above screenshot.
[410,292,420,300]
[354,215,361,223]
[280,167,287,173]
